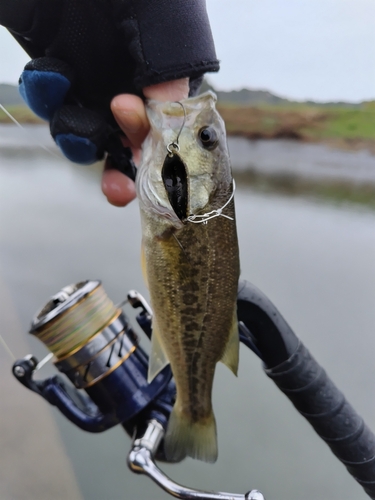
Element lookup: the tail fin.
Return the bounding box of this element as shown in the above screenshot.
[164,405,218,463]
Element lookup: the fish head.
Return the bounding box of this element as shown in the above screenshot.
[137,91,232,227]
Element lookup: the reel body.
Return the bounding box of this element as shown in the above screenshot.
[14,281,173,434]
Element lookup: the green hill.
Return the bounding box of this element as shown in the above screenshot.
[200,79,290,105]
[201,79,363,108]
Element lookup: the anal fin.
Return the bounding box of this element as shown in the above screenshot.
[147,320,170,383]
[220,309,239,376]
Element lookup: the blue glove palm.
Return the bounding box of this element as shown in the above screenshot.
[19,58,72,121]
[19,56,136,176]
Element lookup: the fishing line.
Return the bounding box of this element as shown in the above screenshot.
[166,101,186,156]
[172,233,187,255]
[0,333,16,361]
[35,352,54,370]
[116,299,128,309]
[187,180,236,224]
[0,331,55,368]
[0,103,63,360]
[0,102,61,159]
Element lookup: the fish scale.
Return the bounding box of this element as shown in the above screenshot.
[146,206,238,414]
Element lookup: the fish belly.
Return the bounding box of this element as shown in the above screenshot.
[143,201,240,462]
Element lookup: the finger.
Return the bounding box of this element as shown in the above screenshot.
[119,136,142,166]
[51,105,107,164]
[111,94,149,149]
[131,147,142,167]
[143,78,189,101]
[101,163,136,207]
[111,78,190,149]
[106,78,189,206]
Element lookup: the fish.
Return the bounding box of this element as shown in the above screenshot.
[136,91,240,463]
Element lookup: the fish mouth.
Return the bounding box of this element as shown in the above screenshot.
[162,153,188,222]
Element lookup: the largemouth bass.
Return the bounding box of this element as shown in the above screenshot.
[136,91,240,463]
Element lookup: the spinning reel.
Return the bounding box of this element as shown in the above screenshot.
[12,279,265,500]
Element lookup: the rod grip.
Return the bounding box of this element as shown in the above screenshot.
[265,342,375,498]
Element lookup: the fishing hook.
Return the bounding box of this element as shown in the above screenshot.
[166,101,186,156]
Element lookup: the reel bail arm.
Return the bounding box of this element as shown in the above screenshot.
[12,353,120,432]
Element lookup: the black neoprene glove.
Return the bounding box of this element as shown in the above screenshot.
[0,0,219,178]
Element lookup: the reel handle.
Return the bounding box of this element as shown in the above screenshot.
[127,420,265,500]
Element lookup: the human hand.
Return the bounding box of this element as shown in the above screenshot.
[0,0,218,203]
[103,78,190,207]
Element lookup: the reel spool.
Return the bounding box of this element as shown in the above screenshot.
[30,280,136,389]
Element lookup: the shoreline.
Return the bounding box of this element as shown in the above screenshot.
[228,136,375,209]
[0,123,374,209]
[2,102,375,154]
[228,131,375,156]
[0,115,374,156]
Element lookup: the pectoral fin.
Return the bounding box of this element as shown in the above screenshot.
[147,320,170,383]
[220,310,239,376]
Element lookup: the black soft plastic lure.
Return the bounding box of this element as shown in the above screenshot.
[161,153,188,222]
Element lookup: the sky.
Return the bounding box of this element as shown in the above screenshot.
[0,0,374,102]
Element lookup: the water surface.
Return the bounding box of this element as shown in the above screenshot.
[0,126,374,500]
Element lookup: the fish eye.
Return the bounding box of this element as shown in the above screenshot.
[198,126,218,150]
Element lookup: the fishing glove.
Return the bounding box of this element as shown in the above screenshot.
[0,0,219,178]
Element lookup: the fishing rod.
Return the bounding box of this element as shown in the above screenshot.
[9,279,375,499]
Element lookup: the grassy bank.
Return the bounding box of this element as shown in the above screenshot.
[2,101,375,152]
[218,101,375,151]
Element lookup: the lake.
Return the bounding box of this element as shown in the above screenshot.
[0,125,375,500]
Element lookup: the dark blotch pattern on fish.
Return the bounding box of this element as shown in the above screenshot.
[143,195,239,428]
